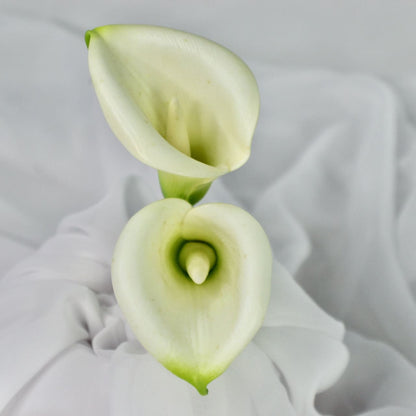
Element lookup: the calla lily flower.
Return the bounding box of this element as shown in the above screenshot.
[86,25,260,204]
[111,198,272,394]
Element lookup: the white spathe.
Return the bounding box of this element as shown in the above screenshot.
[111,198,272,394]
[86,25,260,203]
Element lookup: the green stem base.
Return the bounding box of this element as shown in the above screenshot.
[158,171,212,205]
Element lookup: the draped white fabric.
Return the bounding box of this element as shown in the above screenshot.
[1,1,416,415]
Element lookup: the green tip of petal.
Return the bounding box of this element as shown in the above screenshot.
[84,30,92,48]
[166,362,211,395]
[192,379,209,396]
[199,387,208,396]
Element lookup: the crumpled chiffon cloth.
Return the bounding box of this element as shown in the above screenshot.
[1,1,416,415]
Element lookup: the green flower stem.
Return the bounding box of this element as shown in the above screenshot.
[158,171,212,205]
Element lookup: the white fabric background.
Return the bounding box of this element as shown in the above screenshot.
[1,1,416,415]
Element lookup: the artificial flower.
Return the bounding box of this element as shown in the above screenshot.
[86,25,259,203]
[111,197,272,394]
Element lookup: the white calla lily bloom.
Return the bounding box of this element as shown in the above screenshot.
[112,198,272,394]
[86,25,260,203]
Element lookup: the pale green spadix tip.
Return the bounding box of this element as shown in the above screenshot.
[179,242,216,284]
[185,254,210,285]
[86,25,260,203]
[112,198,272,394]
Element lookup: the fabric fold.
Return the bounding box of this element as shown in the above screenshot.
[0,176,347,415]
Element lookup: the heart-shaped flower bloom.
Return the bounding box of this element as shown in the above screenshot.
[111,198,272,394]
[86,25,259,203]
